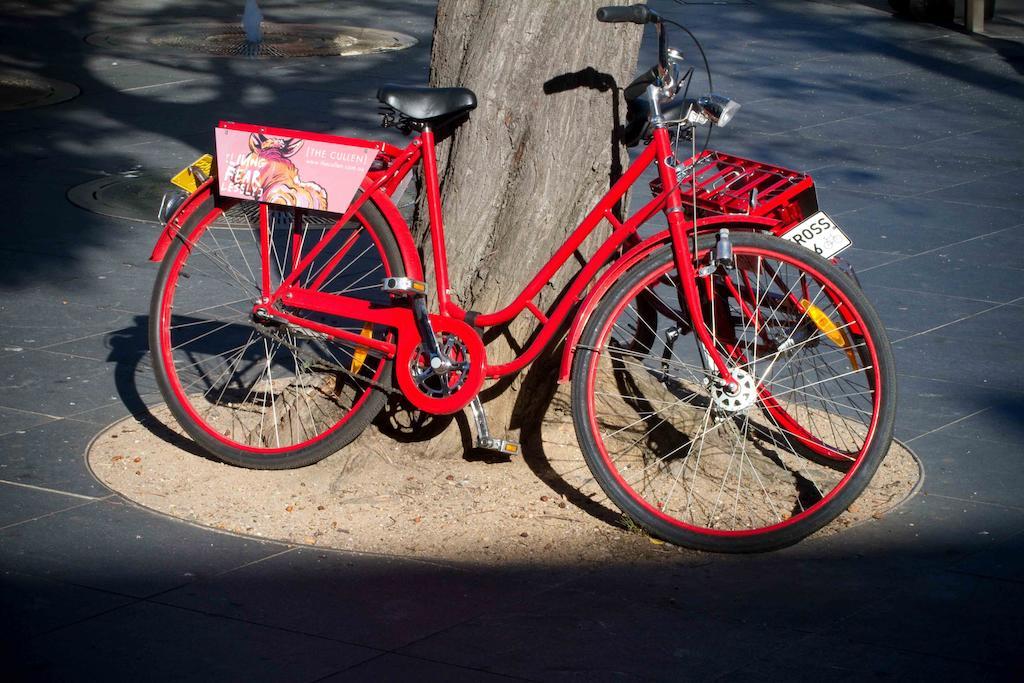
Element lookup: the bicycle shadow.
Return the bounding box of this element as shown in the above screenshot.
[509,353,625,529]
[105,315,220,462]
[108,313,464,465]
[543,66,629,221]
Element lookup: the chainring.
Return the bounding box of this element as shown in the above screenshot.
[394,315,485,415]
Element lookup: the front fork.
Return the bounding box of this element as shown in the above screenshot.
[652,127,739,392]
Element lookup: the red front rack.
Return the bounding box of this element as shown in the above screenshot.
[652,150,818,226]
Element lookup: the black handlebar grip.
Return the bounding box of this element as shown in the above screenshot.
[596,4,659,24]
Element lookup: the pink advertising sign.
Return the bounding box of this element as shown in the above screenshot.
[215,122,379,214]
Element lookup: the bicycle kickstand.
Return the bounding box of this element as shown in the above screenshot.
[468,397,520,456]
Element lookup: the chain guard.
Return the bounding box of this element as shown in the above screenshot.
[394,315,485,415]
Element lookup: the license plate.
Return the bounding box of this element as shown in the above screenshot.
[780,211,852,259]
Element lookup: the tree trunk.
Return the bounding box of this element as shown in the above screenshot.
[414,0,642,455]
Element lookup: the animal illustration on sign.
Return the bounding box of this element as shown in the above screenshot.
[226,133,328,210]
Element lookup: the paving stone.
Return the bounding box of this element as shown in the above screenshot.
[862,284,996,337]
[0,481,96,529]
[713,663,862,683]
[898,298,1024,343]
[937,400,1024,446]
[838,197,1024,255]
[0,417,109,497]
[14,600,377,683]
[323,654,515,682]
[0,200,155,260]
[0,406,58,437]
[0,498,287,598]
[863,249,1024,303]
[85,63,214,93]
[921,167,1024,211]
[927,226,1024,272]
[913,120,1024,166]
[758,631,1016,680]
[554,551,914,638]
[817,571,1024,665]
[810,491,1024,568]
[156,547,567,651]
[893,374,1023,442]
[949,528,1024,583]
[929,51,1024,93]
[735,96,879,136]
[892,332,1022,393]
[399,584,803,681]
[836,66,979,105]
[0,569,135,639]
[0,289,140,349]
[909,432,1024,508]
[0,350,128,420]
[65,389,163,429]
[36,318,150,364]
[834,245,903,273]
[810,147,1020,198]
[798,106,968,150]
[817,184,900,215]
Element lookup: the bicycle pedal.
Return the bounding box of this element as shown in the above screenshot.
[476,436,520,456]
[382,277,427,297]
[467,397,519,456]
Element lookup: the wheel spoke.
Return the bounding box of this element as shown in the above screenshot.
[573,234,893,549]
[153,199,396,465]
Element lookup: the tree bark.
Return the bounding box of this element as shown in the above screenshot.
[414,0,642,454]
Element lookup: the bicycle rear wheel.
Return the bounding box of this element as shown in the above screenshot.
[571,233,896,552]
[150,195,405,469]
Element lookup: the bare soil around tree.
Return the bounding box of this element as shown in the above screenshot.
[88,387,920,566]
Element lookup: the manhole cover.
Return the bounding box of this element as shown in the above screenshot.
[0,68,80,111]
[67,172,171,224]
[85,23,416,58]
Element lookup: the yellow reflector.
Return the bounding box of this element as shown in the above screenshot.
[349,322,375,374]
[170,154,214,193]
[502,443,519,454]
[800,298,858,369]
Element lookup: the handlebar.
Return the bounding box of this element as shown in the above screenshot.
[598,4,724,146]
[598,5,669,89]
[595,4,660,24]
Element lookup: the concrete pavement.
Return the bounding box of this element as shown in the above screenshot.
[1,0,1022,679]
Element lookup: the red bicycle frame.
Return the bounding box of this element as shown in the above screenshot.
[154,118,813,414]
[268,126,725,371]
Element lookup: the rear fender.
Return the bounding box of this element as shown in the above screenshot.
[362,181,424,281]
[148,178,425,283]
[149,179,216,262]
[557,215,778,382]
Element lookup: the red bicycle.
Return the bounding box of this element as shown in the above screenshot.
[149,5,896,552]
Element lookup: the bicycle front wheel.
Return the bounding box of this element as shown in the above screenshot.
[571,232,896,552]
[150,196,405,469]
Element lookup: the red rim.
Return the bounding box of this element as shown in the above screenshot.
[157,202,392,455]
[583,244,883,537]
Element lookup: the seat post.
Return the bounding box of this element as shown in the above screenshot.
[419,125,455,316]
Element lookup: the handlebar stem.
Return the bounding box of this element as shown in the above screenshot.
[646,84,664,123]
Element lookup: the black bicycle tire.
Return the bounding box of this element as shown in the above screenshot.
[149,194,406,470]
[570,233,897,552]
